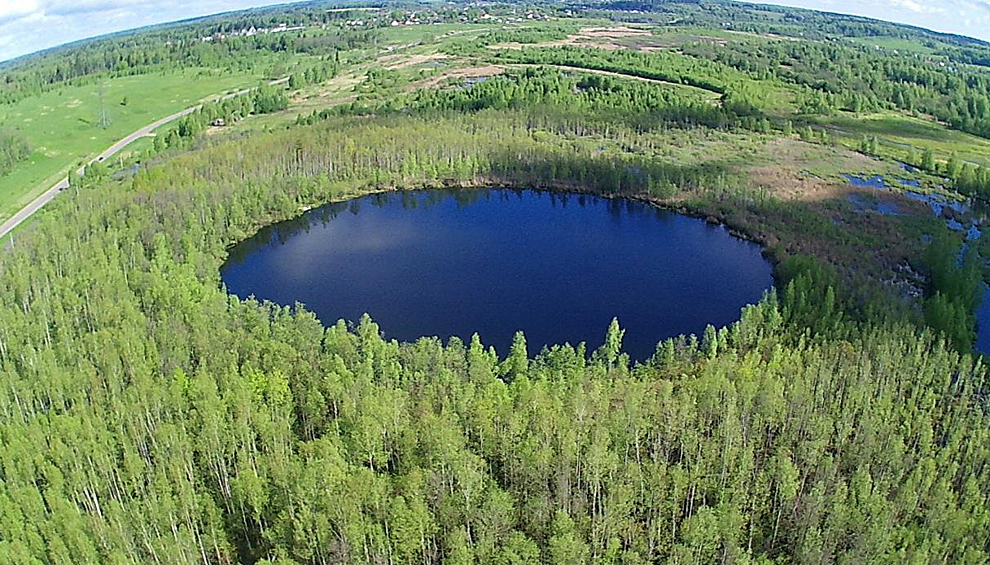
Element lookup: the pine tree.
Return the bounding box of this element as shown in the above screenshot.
[502,331,528,380]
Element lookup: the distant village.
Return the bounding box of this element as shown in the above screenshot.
[200,6,552,43]
[201,23,306,42]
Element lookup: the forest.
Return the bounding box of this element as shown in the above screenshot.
[1,1,990,564]
[1,106,988,565]
[0,3,380,106]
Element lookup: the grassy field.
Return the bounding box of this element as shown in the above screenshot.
[815,111,990,168]
[0,67,269,219]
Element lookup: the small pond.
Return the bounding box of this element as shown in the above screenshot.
[221,189,774,360]
[843,173,990,355]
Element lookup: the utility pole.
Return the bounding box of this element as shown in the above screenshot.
[97,82,112,129]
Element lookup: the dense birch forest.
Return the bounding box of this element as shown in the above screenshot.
[3,0,990,563]
[0,110,989,564]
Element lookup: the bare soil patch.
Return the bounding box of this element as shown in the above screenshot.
[378,53,449,70]
[412,65,506,90]
[490,25,654,52]
[577,26,652,38]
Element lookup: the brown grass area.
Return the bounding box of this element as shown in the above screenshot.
[317,75,364,99]
[285,74,364,110]
[378,53,449,70]
[490,25,654,52]
[736,138,931,281]
[411,65,505,90]
[747,138,875,201]
[577,26,652,38]
[490,38,625,51]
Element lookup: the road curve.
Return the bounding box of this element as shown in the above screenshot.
[0,77,289,241]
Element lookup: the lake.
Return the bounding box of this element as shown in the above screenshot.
[221,189,774,360]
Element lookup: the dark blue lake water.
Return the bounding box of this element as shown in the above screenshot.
[221,189,774,360]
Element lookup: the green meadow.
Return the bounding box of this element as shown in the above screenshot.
[815,111,990,168]
[0,67,267,218]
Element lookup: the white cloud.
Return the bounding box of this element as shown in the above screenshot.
[741,0,990,41]
[0,0,40,25]
[887,0,946,13]
[45,0,156,17]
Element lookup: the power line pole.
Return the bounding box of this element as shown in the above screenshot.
[97,82,112,129]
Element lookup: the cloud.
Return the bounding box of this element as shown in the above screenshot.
[44,0,157,17]
[741,0,990,41]
[888,0,944,13]
[0,0,40,25]
[0,0,276,61]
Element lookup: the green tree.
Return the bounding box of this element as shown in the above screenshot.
[549,512,589,565]
[502,331,528,380]
[922,148,936,171]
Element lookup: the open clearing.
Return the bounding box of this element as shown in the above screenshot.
[816,112,990,168]
[412,65,507,89]
[0,67,269,219]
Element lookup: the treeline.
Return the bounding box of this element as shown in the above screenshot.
[478,24,576,45]
[921,234,985,350]
[1,110,989,564]
[488,45,781,113]
[683,38,990,138]
[154,84,290,151]
[597,0,990,62]
[319,67,784,136]
[0,19,364,106]
[408,69,737,129]
[0,127,31,176]
[886,145,990,200]
[440,25,576,56]
[288,109,738,199]
[287,61,338,90]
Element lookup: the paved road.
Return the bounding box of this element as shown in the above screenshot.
[0,77,289,240]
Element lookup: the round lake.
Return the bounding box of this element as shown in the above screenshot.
[221,189,774,360]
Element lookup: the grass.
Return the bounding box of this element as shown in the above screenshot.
[0,66,268,219]
[378,23,500,46]
[814,111,990,169]
[646,26,780,46]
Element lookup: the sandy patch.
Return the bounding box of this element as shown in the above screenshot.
[577,26,652,38]
[319,75,364,98]
[490,25,654,52]
[379,52,449,70]
[412,65,505,90]
[65,99,83,108]
[639,35,729,50]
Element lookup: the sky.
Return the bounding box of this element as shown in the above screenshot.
[0,0,989,63]
[742,0,990,41]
